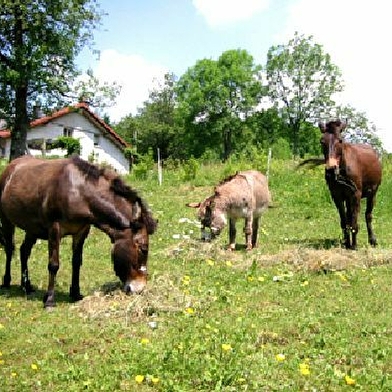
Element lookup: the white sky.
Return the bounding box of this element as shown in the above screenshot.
[79,0,392,151]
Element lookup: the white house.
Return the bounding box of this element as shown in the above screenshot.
[0,102,131,174]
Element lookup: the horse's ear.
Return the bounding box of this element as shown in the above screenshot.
[318,122,326,133]
[186,202,201,208]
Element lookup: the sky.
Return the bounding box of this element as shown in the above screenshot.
[77,0,392,151]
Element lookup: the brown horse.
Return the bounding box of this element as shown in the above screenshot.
[187,170,271,250]
[0,155,157,307]
[303,120,382,249]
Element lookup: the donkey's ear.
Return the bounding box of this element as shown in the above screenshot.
[186,202,201,208]
[318,122,326,133]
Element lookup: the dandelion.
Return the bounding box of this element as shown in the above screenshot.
[206,259,215,266]
[275,353,285,362]
[31,363,38,370]
[11,372,17,377]
[135,375,144,384]
[247,276,254,282]
[258,276,265,282]
[225,261,232,267]
[185,307,195,315]
[299,362,310,375]
[140,338,150,345]
[221,343,232,351]
[151,376,159,384]
[345,374,356,386]
[301,280,309,287]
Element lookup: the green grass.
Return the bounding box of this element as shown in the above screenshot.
[1,158,392,391]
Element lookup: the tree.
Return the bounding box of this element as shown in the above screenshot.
[333,105,383,150]
[176,49,263,160]
[266,32,344,156]
[115,73,180,160]
[0,0,102,160]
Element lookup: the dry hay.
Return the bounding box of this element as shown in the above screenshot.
[72,273,194,324]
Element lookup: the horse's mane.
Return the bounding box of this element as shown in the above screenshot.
[71,155,105,181]
[71,155,157,234]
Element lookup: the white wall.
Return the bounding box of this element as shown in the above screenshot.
[3,111,130,174]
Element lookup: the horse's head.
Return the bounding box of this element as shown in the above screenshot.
[319,120,347,173]
[111,207,157,294]
[186,195,226,240]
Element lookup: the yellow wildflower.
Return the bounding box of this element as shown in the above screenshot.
[151,376,159,384]
[135,375,144,384]
[221,343,232,351]
[185,307,195,314]
[258,276,265,282]
[206,259,215,266]
[275,353,285,361]
[225,261,232,267]
[140,338,149,345]
[299,362,310,375]
[345,374,356,385]
[31,363,38,370]
[0,359,4,365]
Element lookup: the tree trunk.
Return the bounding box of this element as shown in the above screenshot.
[10,85,29,161]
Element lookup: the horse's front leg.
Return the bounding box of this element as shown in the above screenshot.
[365,194,377,247]
[244,216,253,251]
[43,222,61,308]
[228,218,236,251]
[349,192,361,250]
[20,233,37,294]
[69,225,90,302]
[333,197,350,249]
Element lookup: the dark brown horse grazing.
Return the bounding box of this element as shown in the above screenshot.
[313,120,382,249]
[0,155,157,307]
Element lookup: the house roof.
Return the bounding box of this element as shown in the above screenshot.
[0,102,129,149]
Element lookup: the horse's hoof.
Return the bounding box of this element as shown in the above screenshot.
[43,293,56,308]
[2,276,11,288]
[69,286,84,302]
[22,281,35,294]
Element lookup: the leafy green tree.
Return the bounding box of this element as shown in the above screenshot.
[333,105,383,150]
[176,49,263,160]
[115,73,180,160]
[266,32,344,156]
[0,0,102,160]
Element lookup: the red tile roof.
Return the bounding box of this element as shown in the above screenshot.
[0,102,129,149]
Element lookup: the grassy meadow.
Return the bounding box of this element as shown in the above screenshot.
[1,156,392,391]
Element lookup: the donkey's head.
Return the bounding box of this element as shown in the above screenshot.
[186,195,226,241]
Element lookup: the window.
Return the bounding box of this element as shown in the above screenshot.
[94,133,100,146]
[63,127,73,137]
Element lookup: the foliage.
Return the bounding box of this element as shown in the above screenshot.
[266,32,344,156]
[1,157,392,391]
[53,136,81,156]
[71,68,122,117]
[0,0,102,159]
[132,148,155,180]
[114,73,180,160]
[176,49,263,160]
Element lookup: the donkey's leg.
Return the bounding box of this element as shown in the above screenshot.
[244,216,253,251]
[1,219,15,288]
[365,194,377,246]
[251,217,260,248]
[228,218,236,251]
[43,222,61,308]
[20,233,37,294]
[69,225,90,302]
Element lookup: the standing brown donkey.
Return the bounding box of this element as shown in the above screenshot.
[187,170,271,250]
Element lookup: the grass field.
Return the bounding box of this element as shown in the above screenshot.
[1,157,392,391]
